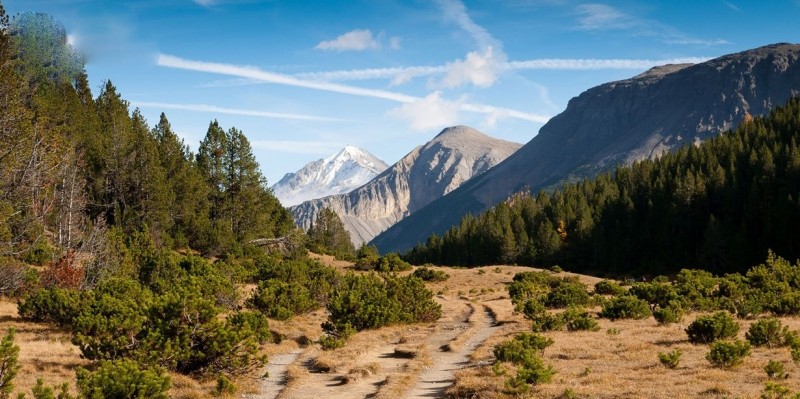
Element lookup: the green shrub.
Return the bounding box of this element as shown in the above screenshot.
[747,318,785,348]
[774,292,800,316]
[674,269,720,311]
[354,244,380,270]
[0,329,20,399]
[318,335,347,350]
[18,287,83,328]
[686,312,739,344]
[765,360,788,380]
[29,379,74,399]
[761,381,798,399]
[494,333,554,361]
[544,280,589,309]
[249,280,316,320]
[325,273,440,334]
[658,349,682,369]
[629,281,680,311]
[520,299,564,332]
[76,359,170,399]
[215,374,237,396]
[706,340,751,368]
[653,302,683,325]
[594,280,626,296]
[494,333,556,390]
[549,265,563,273]
[375,253,412,272]
[256,258,338,306]
[412,267,449,282]
[512,355,556,385]
[512,271,559,286]
[598,295,651,320]
[563,307,600,332]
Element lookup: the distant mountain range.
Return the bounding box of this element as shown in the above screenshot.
[372,42,800,253]
[290,126,521,246]
[272,146,388,207]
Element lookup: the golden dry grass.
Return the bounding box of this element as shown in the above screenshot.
[0,299,86,398]
[9,256,800,399]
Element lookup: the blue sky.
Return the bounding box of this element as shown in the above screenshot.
[5,0,800,184]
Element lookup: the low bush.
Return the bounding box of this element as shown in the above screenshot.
[249,280,316,320]
[544,280,590,309]
[598,295,651,320]
[764,360,788,380]
[686,312,739,344]
[494,333,556,391]
[706,340,751,368]
[653,302,684,325]
[563,307,600,332]
[76,359,170,399]
[761,382,797,399]
[325,273,440,335]
[629,281,680,311]
[355,252,412,272]
[412,267,449,282]
[520,299,565,332]
[747,318,785,348]
[494,333,554,361]
[594,280,626,296]
[20,275,271,377]
[658,349,682,369]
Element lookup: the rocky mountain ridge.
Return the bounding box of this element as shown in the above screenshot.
[372,43,800,253]
[272,146,388,207]
[290,126,522,245]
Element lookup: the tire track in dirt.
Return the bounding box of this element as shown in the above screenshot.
[247,349,303,399]
[403,304,500,399]
[276,295,473,399]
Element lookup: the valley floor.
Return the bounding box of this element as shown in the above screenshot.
[5,258,800,398]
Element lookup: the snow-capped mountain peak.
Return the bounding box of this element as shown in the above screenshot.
[272,146,389,207]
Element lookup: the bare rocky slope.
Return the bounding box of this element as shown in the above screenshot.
[289,126,521,246]
[372,42,800,253]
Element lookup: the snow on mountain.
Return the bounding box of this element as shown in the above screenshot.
[272,146,389,207]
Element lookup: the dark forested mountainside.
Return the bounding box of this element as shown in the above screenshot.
[405,98,800,276]
[0,10,291,264]
[373,43,800,254]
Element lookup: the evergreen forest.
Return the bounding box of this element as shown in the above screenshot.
[406,98,800,276]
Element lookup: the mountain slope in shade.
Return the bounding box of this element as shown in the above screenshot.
[272,146,388,207]
[290,126,522,246]
[372,43,800,253]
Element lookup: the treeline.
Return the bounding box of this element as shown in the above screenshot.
[0,9,292,269]
[406,97,800,276]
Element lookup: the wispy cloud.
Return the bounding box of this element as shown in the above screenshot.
[194,0,216,7]
[315,29,381,52]
[432,0,507,89]
[664,38,729,46]
[250,140,344,155]
[435,0,501,50]
[722,1,742,12]
[387,91,463,131]
[132,101,347,122]
[291,57,711,84]
[574,3,728,46]
[505,57,711,70]
[157,54,417,103]
[156,54,550,124]
[576,3,639,31]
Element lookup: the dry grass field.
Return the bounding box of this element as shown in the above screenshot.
[4,256,800,398]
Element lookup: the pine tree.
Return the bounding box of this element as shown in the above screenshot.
[308,208,355,259]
